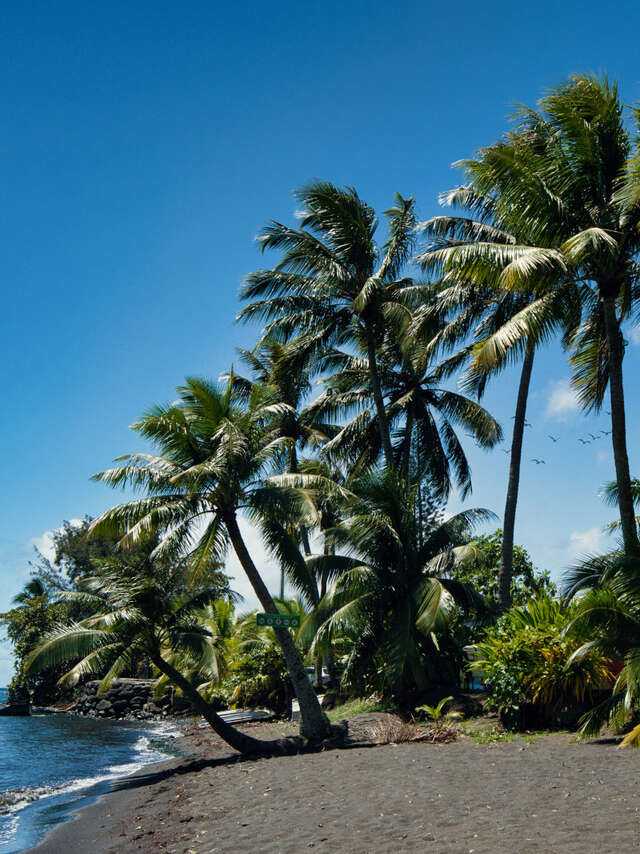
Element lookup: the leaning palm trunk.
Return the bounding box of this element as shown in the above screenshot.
[152,655,324,756]
[151,655,267,754]
[602,296,640,555]
[498,343,535,611]
[224,511,332,741]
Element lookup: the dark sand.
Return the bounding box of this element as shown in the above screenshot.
[27,718,640,853]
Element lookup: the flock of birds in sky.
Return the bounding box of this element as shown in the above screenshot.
[466,412,613,465]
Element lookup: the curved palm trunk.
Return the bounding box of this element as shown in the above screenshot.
[602,297,640,554]
[151,654,267,754]
[498,343,535,612]
[224,511,332,741]
[365,321,394,469]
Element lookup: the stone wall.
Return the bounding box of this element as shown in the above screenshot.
[75,678,192,720]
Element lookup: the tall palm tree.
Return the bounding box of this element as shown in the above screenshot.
[89,377,333,742]
[280,467,494,704]
[229,337,338,588]
[423,76,640,556]
[231,338,336,476]
[414,189,576,610]
[237,182,423,469]
[517,76,640,555]
[257,464,346,688]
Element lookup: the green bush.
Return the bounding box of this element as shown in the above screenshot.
[476,595,612,730]
[221,644,291,716]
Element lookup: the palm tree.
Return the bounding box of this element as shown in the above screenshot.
[414,203,574,610]
[154,597,236,704]
[563,550,640,745]
[256,466,346,688]
[308,318,502,502]
[89,376,333,742]
[281,467,494,705]
[421,76,640,556]
[229,337,338,589]
[237,182,423,469]
[25,554,299,755]
[12,577,49,606]
[520,75,640,555]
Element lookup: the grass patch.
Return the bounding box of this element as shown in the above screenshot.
[326,697,386,722]
[460,720,564,744]
[468,727,517,744]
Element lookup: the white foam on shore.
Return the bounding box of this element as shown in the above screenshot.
[0,720,181,847]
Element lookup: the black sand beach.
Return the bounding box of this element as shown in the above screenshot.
[26,719,640,854]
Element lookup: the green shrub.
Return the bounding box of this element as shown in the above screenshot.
[222,644,291,715]
[476,595,611,730]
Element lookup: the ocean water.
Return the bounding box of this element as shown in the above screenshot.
[0,687,181,852]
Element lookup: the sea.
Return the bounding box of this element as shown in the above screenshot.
[0,687,181,852]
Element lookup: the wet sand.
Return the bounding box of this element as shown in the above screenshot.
[27,719,640,853]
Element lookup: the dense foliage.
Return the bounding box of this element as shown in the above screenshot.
[476,596,611,729]
[11,74,640,749]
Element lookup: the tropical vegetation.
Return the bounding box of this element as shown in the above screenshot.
[7,73,640,752]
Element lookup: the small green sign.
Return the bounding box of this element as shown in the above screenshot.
[257,613,300,629]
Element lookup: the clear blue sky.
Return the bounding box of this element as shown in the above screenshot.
[2,0,640,683]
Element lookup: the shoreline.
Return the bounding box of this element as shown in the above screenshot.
[0,713,185,854]
[24,752,191,854]
[20,719,640,854]
[22,718,260,853]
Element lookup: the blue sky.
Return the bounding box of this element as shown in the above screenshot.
[2,1,640,683]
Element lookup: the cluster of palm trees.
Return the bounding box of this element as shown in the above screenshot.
[26,74,640,752]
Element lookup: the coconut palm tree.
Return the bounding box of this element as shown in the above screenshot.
[237,182,424,469]
[420,76,640,556]
[228,337,338,590]
[256,468,345,688]
[280,467,494,705]
[89,376,333,742]
[308,316,502,502]
[415,205,576,610]
[231,338,337,477]
[153,597,236,704]
[24,553,290,754]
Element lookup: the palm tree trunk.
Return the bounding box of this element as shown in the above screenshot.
[364,321,394,468]
[290,446,312,556]
[498,343,535,612]
[602,296,640,554]
[224,511,332,741]
[401,410,414,478]
[151,654,265,754]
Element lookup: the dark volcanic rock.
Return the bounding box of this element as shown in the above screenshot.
[74,678,191,720]
[0,703,30,716]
